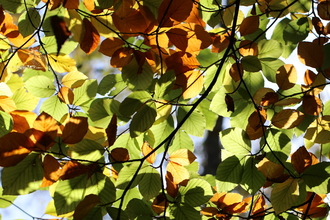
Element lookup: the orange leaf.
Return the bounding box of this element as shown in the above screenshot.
[166,23,212,55]
[17,48,47,71]
[252,195,266,217]
[257,157,284,180]
[165,171,179,197]
[276,64,297,90]
[169,149,196,166]
[0,132,34,167]
[10,111,37,133]
[166,161,190,185]
[271,109,305,129]
[99,37,125,57]
[239,16,259,36]
[112,8,150,34]
[218,192,243,209]
[60,160,96,180]
[50,15,71,55]
[253,88,275,105]
[166,51,199,74]
[298,42,324,69]
[152,194,168,214]
[80,18,100,54]
[185,0,206,27]
[40,154,62,187]
[302,95,322,116]
[62,116,88,144]
[33,112,58,136]
[260,92,279,106]
[211,32,231,53]
[142,141,156,164]
[106,114,117,147]
[157,0,193,27]
[304,69,317,86]
[246,109,267,140]
[110,148,130,162]
[201,207,218,217]
[239,40,258,56]
[57,86,74,104]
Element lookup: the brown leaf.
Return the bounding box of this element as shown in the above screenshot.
[112,8,150,34]
[229,63,243,82]
[298,42,324,69]
[157,0,193,27]
[312,37,328,45]
[246,109,267,140]
[142,141,156,164]
[318,1,330,20]
[239,16,259,36]
[60,160,96,180]
[291,146,318,174]
[312,17,326,35]
[50,15,71,55]
[110,148,130,162]
[73,194,100,220]
[253,88,275,105]
[80,18,100,54]
[99,37,124,57]
[271,109,305,129]
[302,95,322,116]
[257,157,284,180]
[201,207,218,217]
[0,132,34,167]
[63,0,79,9]
[10,111,37,133]
[276,64,297,90]
[304,69,317,86]
[211,32,231,53]
[57,87,74,104]
[106,114,117,147]
[40,154,62,187]
[110,47,134,68]
[62,116,88,144]
[165,52,199,74]
[185,1,206,27]
[25,129,56,151]
[225,94,235,112]
[260,92,279,106]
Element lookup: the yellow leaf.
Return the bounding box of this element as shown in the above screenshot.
[181,70,204,100]
[257,157,284,179]
[166,161,189,185]
[169,149,196,166]
[276,64,297,90]
[48,54,77,73]
[62,70,88,88]
[0,96,16,112]
[64,9,83,42]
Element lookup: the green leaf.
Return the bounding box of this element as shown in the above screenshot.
[220,127,251,155]
[230,100,254,129]
[113,187,142,209]
[215,154,245,192]
[241,157,266,194]
[40,95,68,122]
[2,153,43,195]
[241,56,262,72]
[12,88,39,111]
[258,39,283,59]
[154,70,175,99]
[301,162,330,194]
[197,99,219,131]
[170,130,194,154]
[271,178,299,214]
[178,178,213,207]
[0,111,13,138]
[260,59,285,83]
[18,8,41,37]
[197,48,219,67]
[97,74,126,96]
[210,87,232,117]
[85,172,116,205]
[138,166,161,201]
[22,68,54,82]
[116,163,146,189]
[0,0,39,13]
[150,116,174,152]
[73,79,98,107]
[54,174,88,215]
[122,58,153,90]
[0,187,16,208]
[126,198,154,220]
[68,139,105,161]
[264,128,291,164]
[111,133,143,160]
[41,37,78,55]
[6,74,24,92]
[107,207,129,220]
[119,91,152,117]
[130,102,157,137]
[169,204,201,220]
[242,71,264,99]
[177,106,206,137]
[25,75,56,98]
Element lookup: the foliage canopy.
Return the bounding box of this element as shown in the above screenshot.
[0,0,330,219]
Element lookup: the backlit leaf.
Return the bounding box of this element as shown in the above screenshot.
[167,161,190,185]
[272,109,305,129]
[298,42,324,68]
[142,141,156,164]
[80,18,100,54]
[62,116,88,144]
[239,16,259,36]
[169,149,196,166]
[220,127,251,155]
[157,0,193,27]
[276,64,297,90]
